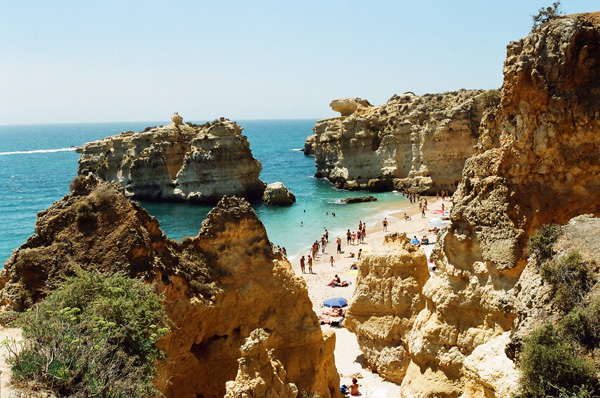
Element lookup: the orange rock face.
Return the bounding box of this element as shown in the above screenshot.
[0,176,339,398]
[345,13,600,398]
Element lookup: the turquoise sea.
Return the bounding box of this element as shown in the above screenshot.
[0,119,408,266]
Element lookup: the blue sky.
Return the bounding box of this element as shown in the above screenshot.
[0,1,597,124]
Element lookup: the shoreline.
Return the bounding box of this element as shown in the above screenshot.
[289,195,452,397]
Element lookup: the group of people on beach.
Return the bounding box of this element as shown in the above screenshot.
[300,220,368,275]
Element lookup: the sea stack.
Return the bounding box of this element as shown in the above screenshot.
[76,114,266,204]
[345,12,600,397]
[307,89,497,193]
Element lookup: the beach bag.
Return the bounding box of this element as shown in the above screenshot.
[340,384,348,394]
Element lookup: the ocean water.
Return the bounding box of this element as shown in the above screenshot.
[0,120,408,266]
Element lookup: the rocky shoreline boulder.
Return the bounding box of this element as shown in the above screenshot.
[262,182,296,206]
[342,196,377,204]
[77,114,266,205]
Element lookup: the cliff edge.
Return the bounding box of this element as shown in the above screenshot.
[345,12,600,397]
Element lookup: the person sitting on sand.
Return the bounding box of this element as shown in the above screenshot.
[330,275,341,285]
[422,235,429,245]
[404,213,411,221]
[349,252,355,258]
[350,262,357,270]
[349,378,360,396]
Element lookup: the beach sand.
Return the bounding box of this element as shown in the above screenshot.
[289,196,452,397]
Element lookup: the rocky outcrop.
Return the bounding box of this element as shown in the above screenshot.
[345,12,600,398]
[344,233,429,384]
[329,98,372,117]
[302,134,315,156]
[76,115,266,204]
[0,175,339,398]
[308,89,495,193]
[262,182,296,206]
[224,329,298,398]
[342,196,377,204]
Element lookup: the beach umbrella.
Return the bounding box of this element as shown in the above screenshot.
[432,209,444,214]
[323,297,348,308]
[429,217,444,229]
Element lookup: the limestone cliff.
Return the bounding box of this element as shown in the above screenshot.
[0,175,339,398]
[345,12,600,398]
[77,114,266,204]
[307,89,495,193]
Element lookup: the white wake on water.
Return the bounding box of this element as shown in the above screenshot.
[0,147,77,156]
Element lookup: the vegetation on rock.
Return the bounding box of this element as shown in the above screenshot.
[75,201,97,225]
[529,224,561,265]
[540,251,593,313]
[8,270,169,398]
[518,224,599,397]
[532,2,563,27]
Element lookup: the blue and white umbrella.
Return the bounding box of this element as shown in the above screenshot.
[323,297,348,308]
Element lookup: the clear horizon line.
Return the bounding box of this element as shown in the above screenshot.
[0,116,327,128]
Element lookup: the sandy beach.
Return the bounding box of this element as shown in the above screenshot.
[290,195,452,397]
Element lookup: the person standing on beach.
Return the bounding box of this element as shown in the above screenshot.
[325,228,329,242]
[383,218,388,231]
[308,255,314,274]
[336,237,342,254]
[422,207,426,218]
[300,255,306,274]
[347,229,351,244]
[330,255,335,267]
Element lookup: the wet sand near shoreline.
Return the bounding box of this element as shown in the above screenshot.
[290,196,452,397]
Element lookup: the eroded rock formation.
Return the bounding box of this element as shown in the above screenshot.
[224,329,299,398]
[0,176,339,398]
[329,98,372,117]
[345,12,600,398]
[262,182,296,206]
[307,89,495,193]
[77,115,266,204]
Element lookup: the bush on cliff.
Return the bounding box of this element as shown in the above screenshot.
[540,251,593,313]
[532,1,563,28]
[8,270,169,398]
[529,224,561,265]
[517,322,599,398]
[75,201,97,225]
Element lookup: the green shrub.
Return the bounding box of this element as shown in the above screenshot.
[517,323,598,398]
[9,270,169,398]
[540,251,592,312]
[532,1,563,28]
[75,201,97,224]
[529,224,561,265]
[559,301,600,351]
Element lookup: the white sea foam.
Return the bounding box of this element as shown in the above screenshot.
[0,147,77,156]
